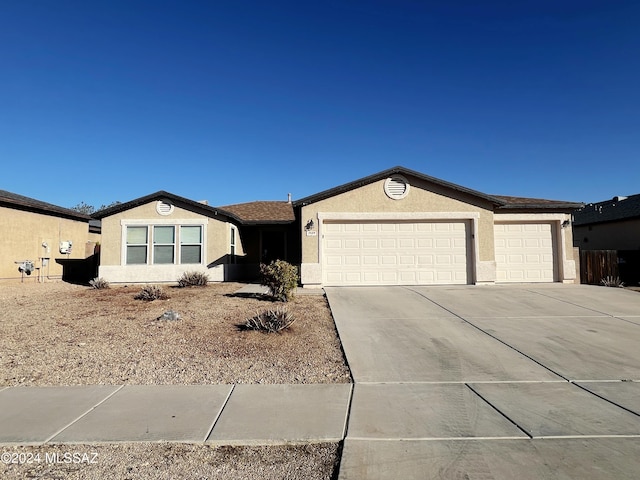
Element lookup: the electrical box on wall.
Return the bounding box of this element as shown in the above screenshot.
[59,240,73,254]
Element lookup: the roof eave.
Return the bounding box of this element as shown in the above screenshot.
[0,198,92,222]
[293,166,505,207]
[92,191,242,224]
[495,203,584,212]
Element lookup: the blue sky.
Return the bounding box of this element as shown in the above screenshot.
[2,1,639,209]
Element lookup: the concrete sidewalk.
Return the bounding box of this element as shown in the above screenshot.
[0,384,352,445]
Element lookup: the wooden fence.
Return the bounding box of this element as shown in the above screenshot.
[580,250,618,285]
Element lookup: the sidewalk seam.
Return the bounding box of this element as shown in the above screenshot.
[203,384,235,442]
[43,385,126,444]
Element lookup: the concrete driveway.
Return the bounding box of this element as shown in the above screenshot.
[325,284,640,479]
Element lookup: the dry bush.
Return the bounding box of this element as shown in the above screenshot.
[134,284,168,301]
[89,277,110,289]
[177,271,209,287]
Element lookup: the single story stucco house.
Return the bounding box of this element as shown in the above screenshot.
[93,166,583,287]
[0,189,100,281]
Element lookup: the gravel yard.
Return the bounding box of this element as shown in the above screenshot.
[0,280,350,479]
[0,443,341,480]
[0,281,351,386]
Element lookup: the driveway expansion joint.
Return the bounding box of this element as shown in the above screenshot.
[465,383,533,439]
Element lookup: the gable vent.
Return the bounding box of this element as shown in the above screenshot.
[384,175,410,200]
[156,200,174,216]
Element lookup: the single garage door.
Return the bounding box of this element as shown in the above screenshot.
[322,220,470,286]
[494,222,556,283]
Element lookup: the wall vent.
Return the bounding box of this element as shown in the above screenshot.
[156,200,174,216]
[384,175,410,200]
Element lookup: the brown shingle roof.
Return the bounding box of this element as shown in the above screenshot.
[0,189,91,221]
[220,201,295,224]
[492,195,583,210]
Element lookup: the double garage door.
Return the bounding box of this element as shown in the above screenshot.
[322,220,557,286]
[323,220,470,286]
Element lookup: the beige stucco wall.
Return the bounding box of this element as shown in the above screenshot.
[99,200,244,283]
[0,206,93,281]
[299,177,496,286]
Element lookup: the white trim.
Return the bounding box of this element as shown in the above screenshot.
[317,212,480,221]
[493,213,566,222]
[121,218,207,226]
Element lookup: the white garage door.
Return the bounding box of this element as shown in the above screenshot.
[494,223,556,283]
[322,220,470,286]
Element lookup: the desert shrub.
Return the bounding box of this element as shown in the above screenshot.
[134,284,168,301]
[260,260,299,302]
[244,307,295,333]
[89,277,110,289]
[601,276,624,287]
[177,271,209,287]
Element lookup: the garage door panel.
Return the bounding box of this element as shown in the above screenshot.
[381,256,397,265]
[495,222,556,283]
[323,220,470,286]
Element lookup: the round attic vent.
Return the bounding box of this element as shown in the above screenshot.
[384,175,410,200]
[156,200,174,216]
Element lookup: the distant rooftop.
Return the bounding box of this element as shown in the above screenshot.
[573,194,640,226]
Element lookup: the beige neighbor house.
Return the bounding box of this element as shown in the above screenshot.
[95,166,583,287]
[0,190,100,282]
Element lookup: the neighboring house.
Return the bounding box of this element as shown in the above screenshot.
[0,190,100,282]
[573,194,640,284]
[573,194,640,251]
[94,166,583,287]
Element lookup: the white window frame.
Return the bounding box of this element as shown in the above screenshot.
[179,225,204,264]
[125,226,149,265]
[230,225,237,256]
[121,219,207,266]
[152,225,176,264]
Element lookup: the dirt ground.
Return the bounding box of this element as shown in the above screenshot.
[0,281,351,386]
[0,280,350,479]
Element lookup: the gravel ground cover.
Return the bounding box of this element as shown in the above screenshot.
[0,281,351,386]
[0,280,350,479]
[0,443,341,480]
